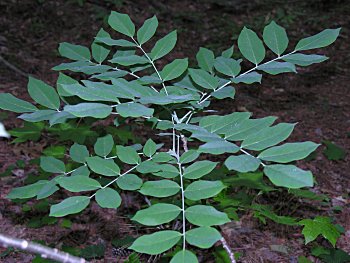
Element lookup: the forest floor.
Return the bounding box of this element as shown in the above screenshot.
[0,0,349,262]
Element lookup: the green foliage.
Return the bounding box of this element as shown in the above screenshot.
[299,216,341,247]
[0,11,341,261]
[323,140,346,161]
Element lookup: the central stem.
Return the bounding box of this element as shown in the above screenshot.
[178,161,186,250]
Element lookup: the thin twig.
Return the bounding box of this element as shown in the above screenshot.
[0,233,87,263]
[220,237,236,263]
[0,55,27,78]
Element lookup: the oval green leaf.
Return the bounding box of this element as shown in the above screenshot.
[137,15,158,45]
[64,103,112,118]
[56,176,101,192]
[95,187,121,209]
[94,134,114,157]
[264,164,314,188]
[129,230,181,255]
[184,180,225,201]
[150,30,177,61]
[238,27,265,65]
[258,142,320,163]
[0,93,37,113]
[263,21,289,56]
[183,160,217,179]
[132,203,181,226]
[86,156,120,176]
[170,250,198,263]
[224,154,261,172]
[139,180,180,197]
[295,28,341,51]
[28,77,60,110]
[186,227,221,248]
[117,174,142,190]
[50,196,90,217]
[40,156,65,174]
[70,143,89,163]
[185,205,230,226]
[241,123,295,151]
[108,11,135,37]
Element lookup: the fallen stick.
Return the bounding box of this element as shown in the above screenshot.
[0,233,87,263]
[0,55,27,78]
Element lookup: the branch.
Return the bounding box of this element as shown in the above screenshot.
[0,233,87,263]
[0,55,27,78]
[179,129,236,263]
[220,237,236,263]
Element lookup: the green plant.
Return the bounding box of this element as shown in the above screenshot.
[0,11,341,261]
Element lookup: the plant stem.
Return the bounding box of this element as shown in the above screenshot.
[177,162,186,250]
[89,157,151,199]
[131,37,168,95]
[113,67,159,93]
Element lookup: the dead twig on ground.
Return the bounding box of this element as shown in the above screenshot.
[0,233,87,263]
[0,55,27,78]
